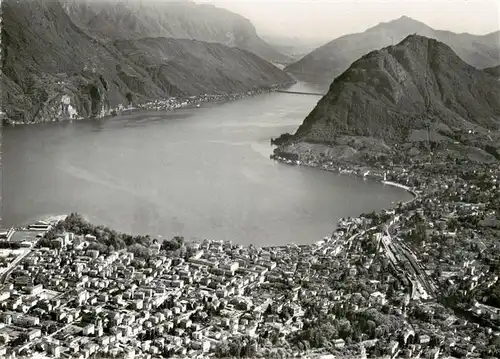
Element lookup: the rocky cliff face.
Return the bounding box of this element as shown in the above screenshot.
[1,0,292,124]
[60,0,290,64]
[1,0,163,123]
[277,36,500,163]
[286,16,500,86]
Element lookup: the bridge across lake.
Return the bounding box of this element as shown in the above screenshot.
[276,90,326,96]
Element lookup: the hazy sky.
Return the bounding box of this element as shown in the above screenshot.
[196,0,500,41]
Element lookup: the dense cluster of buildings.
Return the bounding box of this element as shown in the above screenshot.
[0,225,325,358]
[0,149,498,358]
[133,83,291,113]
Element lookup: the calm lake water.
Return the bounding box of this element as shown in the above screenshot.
[2,82,412,245]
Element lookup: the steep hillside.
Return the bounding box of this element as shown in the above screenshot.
[1,0,292,124]
[1,0,165,123]
[60,0,290,64]
[114,38,291,96]
[286,16,500,86]
[277,36,500,162]
[484,65,500,79]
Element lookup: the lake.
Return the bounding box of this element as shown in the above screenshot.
[2,82,412,245]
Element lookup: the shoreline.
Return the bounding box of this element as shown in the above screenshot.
[271,154,418,201]
[5,91,417,250]
[10,159,417,249]
[381,180,411,192]
[3,81,296,126]
[381,180,418,201]
[7,158,417,246]
[8,215,68,231]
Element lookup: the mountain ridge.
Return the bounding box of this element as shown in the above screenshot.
[285,16,500,87]
[60,0,291,64]
[1,0,293,124]
[113,37,292,96]
[276,35,500,163]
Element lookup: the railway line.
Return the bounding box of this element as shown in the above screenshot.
[380,218,436,300]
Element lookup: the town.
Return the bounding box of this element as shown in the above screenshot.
[134,83,293,113]
[0,150,499,359]
[4,82,294,126]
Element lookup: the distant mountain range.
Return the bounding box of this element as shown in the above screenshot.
[278,35,500,162]
[60,0,290,64]
[1,0,292,124]
[260,35,328,62]
[286,16,500,87]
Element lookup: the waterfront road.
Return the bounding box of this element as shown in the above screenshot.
[0,247,33,284]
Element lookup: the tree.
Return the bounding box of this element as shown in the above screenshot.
[229,340,243,358]
[161,236,185,252]
[185,244,198,258]
[338,319,352,340]
[280,306,294,322]
[433,266,443,279]
[270,331,280,345]
[215,342,230,357]
[128,243,150,258]
[374,325,389,338]
[387,285,395,300]
[366,320,376,338]
[243,339,258,357]
[447,218,459,231]
[126,92,133,105]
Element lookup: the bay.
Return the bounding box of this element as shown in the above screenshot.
[2,82,412,245]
